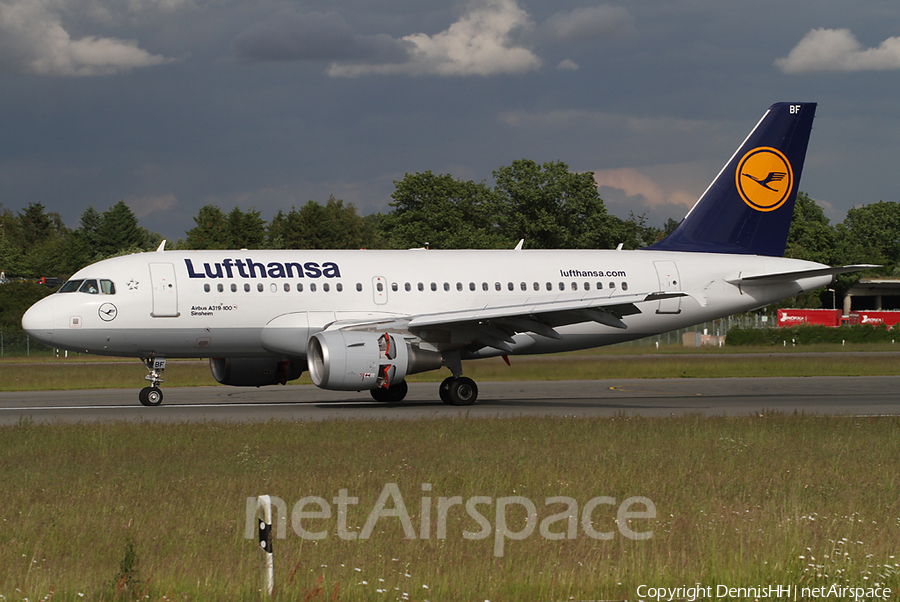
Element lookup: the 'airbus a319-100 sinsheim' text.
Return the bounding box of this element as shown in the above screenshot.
[22,103,872,406]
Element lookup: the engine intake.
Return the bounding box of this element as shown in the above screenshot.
[209,358,305,387]
[308,331,441,391]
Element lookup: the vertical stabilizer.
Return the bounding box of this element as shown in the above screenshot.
[647,102,816,256]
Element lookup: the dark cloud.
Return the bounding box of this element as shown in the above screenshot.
[232,10,409,63]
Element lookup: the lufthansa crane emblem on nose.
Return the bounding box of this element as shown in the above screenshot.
[98,303,118,322]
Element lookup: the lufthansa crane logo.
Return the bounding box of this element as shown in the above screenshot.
[735,147,794,212]
[98,303,118,322]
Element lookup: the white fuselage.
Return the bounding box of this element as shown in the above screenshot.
[23,248,830,360]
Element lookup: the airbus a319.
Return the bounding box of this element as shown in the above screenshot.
[22,103,871,406]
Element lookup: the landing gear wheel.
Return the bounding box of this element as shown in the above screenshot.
[439,377,454,404]
[139,386,163,407]
[370,380,409,403]
[446,377,478,406]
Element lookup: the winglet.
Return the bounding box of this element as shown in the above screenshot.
[514,239,524,251]
[647,103,816,256]
[156,240,167,252]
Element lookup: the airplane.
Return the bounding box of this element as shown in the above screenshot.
[22,102,872,407]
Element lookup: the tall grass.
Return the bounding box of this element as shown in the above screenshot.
[3,350,900,391]
[1,414,899,600]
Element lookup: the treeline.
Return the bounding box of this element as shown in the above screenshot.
[1,158,898,290]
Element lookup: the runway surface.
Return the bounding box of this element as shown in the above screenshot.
[0,376,897,424]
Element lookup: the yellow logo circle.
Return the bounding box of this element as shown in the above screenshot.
[735,147,793,212]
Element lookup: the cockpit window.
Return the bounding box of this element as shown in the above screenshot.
[59,279,83,293]
[59,278,116,294]
[78,280,100,294]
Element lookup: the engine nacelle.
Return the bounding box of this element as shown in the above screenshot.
[209,358,305,387]
[307,331,442,391]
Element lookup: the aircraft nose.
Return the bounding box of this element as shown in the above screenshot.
[22,298,55,344]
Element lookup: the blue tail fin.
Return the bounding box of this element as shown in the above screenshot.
[647,102,816,256]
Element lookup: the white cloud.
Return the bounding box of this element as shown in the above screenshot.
[326,0,541,77]
[126,194,177,219]
[541,5,634,42]
[0,0,175,76]
[776,27,900,73]
[557,58,578,70]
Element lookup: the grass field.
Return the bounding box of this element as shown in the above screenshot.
[1,414,899,600]
[2,344,900,391]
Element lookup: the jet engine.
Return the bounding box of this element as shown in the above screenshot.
[307,331,441,391]
[209,357,305,387]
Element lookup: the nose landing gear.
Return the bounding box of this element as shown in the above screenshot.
[139,355,166,406]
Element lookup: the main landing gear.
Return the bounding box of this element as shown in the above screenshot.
[139,355,166,407]
[439,376,478,406]
[370,380,409,403]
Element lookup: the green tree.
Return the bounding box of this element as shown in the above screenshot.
[380,172,503,249]
[835,200,900,267]
[185,205,230,249]
[77,206,103,252]
[225,206,266,249]
[269,197,381,249]
[784,192,837,265]
[96,201,146,257]
[493,160,613,249]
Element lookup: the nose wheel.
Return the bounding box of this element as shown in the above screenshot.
[140,355,166,406]
[139,386,164,406]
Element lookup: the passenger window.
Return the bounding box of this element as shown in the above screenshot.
[310,283,317,292]
[609,282,616,289]
[571,282,577,291]
[244,284,250,292]
[507,282,514,291]
[597,282,603,290]
[391,283,398,292]
[377,282,384,292]
[457,282,463,291]
[546,282,552,291]
[495,282,501,291]
[231,284,237,293]
[482,282,489,291]
[79,280,99,294]
[622,282,628,291]
[204,284,210,293]
[257,283,264,292]
[584,282,590,291]
[405,282,411,292]
[100,280,116,294]
[444,282,450,292]
[558,282,565,291]
[431,282,437,291]
[217,284,224,293]
[298,283,304,292]
[533,282,540,291]
[356,283,363,292]
[270,283,277,293]
[323,283,330,292]
[470,282,476,291]
[337,283,343,292]
[284,283,291,292]
[418,282,424,292]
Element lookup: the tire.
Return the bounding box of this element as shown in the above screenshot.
[439,377,454,404]
[139,386,163,407]
[447,377,478,406]
[370,381,408,403]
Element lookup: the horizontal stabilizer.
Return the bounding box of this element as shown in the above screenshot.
[727,264,879,285]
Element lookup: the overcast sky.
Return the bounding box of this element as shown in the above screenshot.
[2,0,900,242]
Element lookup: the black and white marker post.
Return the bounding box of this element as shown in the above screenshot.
[257,495,274,597]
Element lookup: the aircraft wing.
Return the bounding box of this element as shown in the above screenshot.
[727,264,879,285]
[328,290,686,353]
